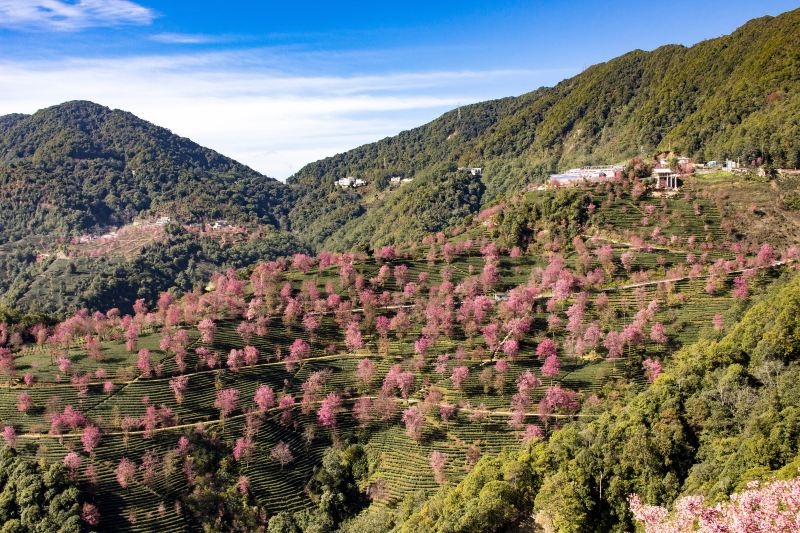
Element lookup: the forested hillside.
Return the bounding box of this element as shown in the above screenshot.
[0,101,304,317]
[0,100,292,244]
[0,170,798,532]
[287,8,800,250]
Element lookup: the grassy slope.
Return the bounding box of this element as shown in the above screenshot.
[0,177,792,531]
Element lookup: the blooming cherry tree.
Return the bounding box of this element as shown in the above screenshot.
[430,450,447,484]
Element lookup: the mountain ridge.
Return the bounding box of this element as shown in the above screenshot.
[285,7,800,251]
[0,100,292,244]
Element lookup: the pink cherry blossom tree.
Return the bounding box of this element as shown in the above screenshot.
[650,323,668,345]
[353,396,373,426]
[132,348,151,376]
[16,392,32,413]
[536,338,557,360]
[537,386,580,424]
[345,322,364,352]
[451,366,469,392]
[169,375,189,404]
[270,441,294,469]
[317,393,342,428]
[116,458,136,489]
[64,452,82,479]
[81,503,101,527]
[2,426,16,447]
[642,358,662,383]
[356,358,376,388]
[402,405,424,441]
[430,450,447,485]
[603,331,625,359]
[233,437,254,462]
[629,476,800,532]
[226,349,243,372]
[125,323,138,353]
[732,276,749,299]
[81,425,101,454]
[713,313,725,332]
[286,339,310,372]
[197,319,217,344]
[214,388,240,419]
[522,424,543,444]
[254,385,275,413]
[243,345,259,366]
[278,395,295,426]
[541,355,561,379]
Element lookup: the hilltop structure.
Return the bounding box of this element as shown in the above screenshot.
[548,165,623,187]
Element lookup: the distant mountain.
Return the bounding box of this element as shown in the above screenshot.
[0,100,292,244]
[0,101,308,317]
[0,113,27,133]
[287,8,800,250]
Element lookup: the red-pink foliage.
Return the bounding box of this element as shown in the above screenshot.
[254,385,276,413]
[430,450,447,485]
[270,441,294,467]
[317,393,342,428]
[538,386,580,422]
[642,358,662,384]
[536,338,557,360]
[356,358,376,387]
[541,355,561,378]
[197,319,217,344]
[451,366,469,391]
[169,375,189,404]
[81,425,101,453]
[214,388,240,418]
[401,405,424,440]
[629,476,800,532]
[116,458,136,488]
[16,392,32,413]
[136,349,151,377]
[345,322,364,352]
[2,426,16,447]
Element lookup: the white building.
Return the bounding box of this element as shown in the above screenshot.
[562,165,623,180]
[549,165,622,186]
[337,176,367,188]
[653,168,680,189]
[458,167,483,176]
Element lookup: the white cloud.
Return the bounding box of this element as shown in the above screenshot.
[0,0,155,31]
[150,32,221,44]
[0,51,574,178]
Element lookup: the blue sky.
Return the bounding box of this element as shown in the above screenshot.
[0,0,797,178]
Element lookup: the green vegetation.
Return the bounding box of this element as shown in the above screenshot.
[0,101,292,243]
[287,8,800,250]
[321,165,486,251]
[0,170,794,531]
[0,448,89,532]
[1,224,309,317]
[392,271,800,532]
